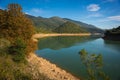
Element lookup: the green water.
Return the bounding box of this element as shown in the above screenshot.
[36,36,120,80]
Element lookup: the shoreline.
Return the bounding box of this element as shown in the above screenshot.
[28,33,82,80]
[32,33,91,42]
[27,53,80,80]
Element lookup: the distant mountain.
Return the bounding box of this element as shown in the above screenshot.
[63,18,104,33]
[26,14,104,33]
[53,21,88,33]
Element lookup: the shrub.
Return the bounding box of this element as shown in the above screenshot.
[0,38,10,56]
[0,55,32,80]
[8,38,26,63]
[14,70,32,80]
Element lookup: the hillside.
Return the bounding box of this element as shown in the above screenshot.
[0,4,50,80]
[103,26,120,41]
[0,4,79,80]
[64,18,104,33]
[26,15,103,33]
[26,15,66,30]
[53,21,88,33]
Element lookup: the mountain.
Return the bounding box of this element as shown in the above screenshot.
[26,15,66,30]
[26,14,104,33]
[53,21,88,33]
[63,18,104,33]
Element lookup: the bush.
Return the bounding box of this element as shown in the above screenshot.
[0,55,32,80]
[14,70,32,80]
[0,38,10,56]
[8,38,26,63]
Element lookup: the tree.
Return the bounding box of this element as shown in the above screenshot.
[79,49,110,80]
[7,4,22,17]
[0,3,37,54]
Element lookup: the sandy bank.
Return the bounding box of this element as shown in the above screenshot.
[27,53,80,80]
[32,33,91,42]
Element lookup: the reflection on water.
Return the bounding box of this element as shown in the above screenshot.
[36,36,120,80]
[103,40,120,52]
[38,36,98,50]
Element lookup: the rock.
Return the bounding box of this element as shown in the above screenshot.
[27,53,80,80]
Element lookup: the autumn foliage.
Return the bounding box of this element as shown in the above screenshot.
[0,4,37,55]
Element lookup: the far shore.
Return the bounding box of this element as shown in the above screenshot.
[32,33,91,42]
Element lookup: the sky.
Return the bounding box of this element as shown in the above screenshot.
[0,0,120,29]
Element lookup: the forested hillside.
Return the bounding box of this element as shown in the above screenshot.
[64,18,104,33]
[103,26,120,40]
[26,15,104,33]
[26,15,66,31]
[53,21,88,33]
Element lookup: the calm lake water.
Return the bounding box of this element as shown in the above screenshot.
[36,36,120,80]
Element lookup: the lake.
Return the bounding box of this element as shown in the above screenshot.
[36,36,120,80]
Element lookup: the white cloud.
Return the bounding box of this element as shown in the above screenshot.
[26,8,43,16]
[98,15,120,22]
[25,12,29,14]
[31,8,43,14]
[108,15,120,21]
[87,4,100,11]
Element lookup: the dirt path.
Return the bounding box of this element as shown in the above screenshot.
[27,53,80,80]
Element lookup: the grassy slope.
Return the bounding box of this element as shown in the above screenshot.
[0,36,51,80]
[0,49,51,80]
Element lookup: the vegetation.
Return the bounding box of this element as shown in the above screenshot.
[0,38,10,54]
[26,15,66,31]
[64,18,104,33]
[53,21,88,33]
[103,26,120,41]
[8,38,26,63]
[0,57,31,80]
[0,3,51,80]
[0,4,37,54]
[35,27,53,33]
[0,38,32,79]
[26,15,103,33]
[79,49,110,80]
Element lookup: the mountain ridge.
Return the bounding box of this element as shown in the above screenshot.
[26,14,104,33]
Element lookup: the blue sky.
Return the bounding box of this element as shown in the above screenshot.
[0,0,120,29]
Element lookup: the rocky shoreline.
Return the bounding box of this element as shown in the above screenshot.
[28,34,82,80]
[27,53,80,80]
